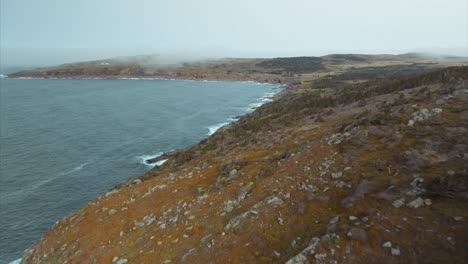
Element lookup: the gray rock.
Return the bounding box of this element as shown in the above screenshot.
[335,181,345,188]
[435,99,445,105]
[224,200,236,212]
[116,259,128,264]
[237,182,254,201]
[382,241,392,248]
[331,172,343,179]
[285,253,308,264]
[229,169,238,177]
[278,217,284,225]
[454,216,464,221]
[347,227,367,242]
[349,216,358,221]
[302,237,321,255]
[329,216,340,225]
[410,175,424,188]
[391,248,400,256]
[424,198,432,206]
[143,214,156,225]
[392,198,405,208]
[133,179,142,185]
[314,253,327,260]
[412,109,431,122]
[432,108,443,114]
[108,209,117,216]
[407,197,424,209]
[286,237,321,264]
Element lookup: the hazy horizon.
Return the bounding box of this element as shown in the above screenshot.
[1,0,467,68]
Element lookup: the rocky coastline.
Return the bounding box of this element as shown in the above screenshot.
[11,56,468,264]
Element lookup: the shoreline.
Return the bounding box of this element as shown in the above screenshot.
[6,73,296,99]
[142,84,284,165]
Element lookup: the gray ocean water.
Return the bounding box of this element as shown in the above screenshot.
[0,77,280,263]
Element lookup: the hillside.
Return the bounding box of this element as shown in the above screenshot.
[15,57,468,263]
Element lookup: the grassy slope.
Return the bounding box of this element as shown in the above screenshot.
[18,56,468,264]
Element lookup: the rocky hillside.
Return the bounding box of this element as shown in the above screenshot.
[20,65,468,263]
[8,53,467,84]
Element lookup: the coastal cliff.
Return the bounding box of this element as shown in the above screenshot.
[14,56,468,263]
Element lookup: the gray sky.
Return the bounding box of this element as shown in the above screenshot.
[1,0,467,67]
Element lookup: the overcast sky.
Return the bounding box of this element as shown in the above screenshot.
[1,0,467,67]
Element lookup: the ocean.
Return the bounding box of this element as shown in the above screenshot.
[0,77,280,263]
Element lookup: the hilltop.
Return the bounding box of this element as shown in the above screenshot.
[14,55,468,263]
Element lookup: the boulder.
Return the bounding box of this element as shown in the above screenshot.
[407,197,424,209]
[347,228,367,242]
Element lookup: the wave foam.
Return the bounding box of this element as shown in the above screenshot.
[137,153,164,167]
[154,159,168,166]
[70,163,87,173]
[9,258,21,264]
[207,122,229,135]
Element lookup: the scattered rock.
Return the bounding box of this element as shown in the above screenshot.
[285,253,308,264]
[412,109,431,122]
[410,175,424,188]
[424,198,432,206]
[382,241,392,248]
[391,248,401,256]
[133,179,142,185]
[331,172,343,179]
[329,216,340,225]
[108,209,117,216]
[113,258,128,264]
[432,108,443,114]
[224,200,237,212]
[237,182,254,201]
[314,253,327,260]
[407,197,424,209]
[335,181,348,188]
[229,169,238,177]
[278,217,284,225]
[392,198,405,208]
[347,227,367,242]
[286,237,321,264]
